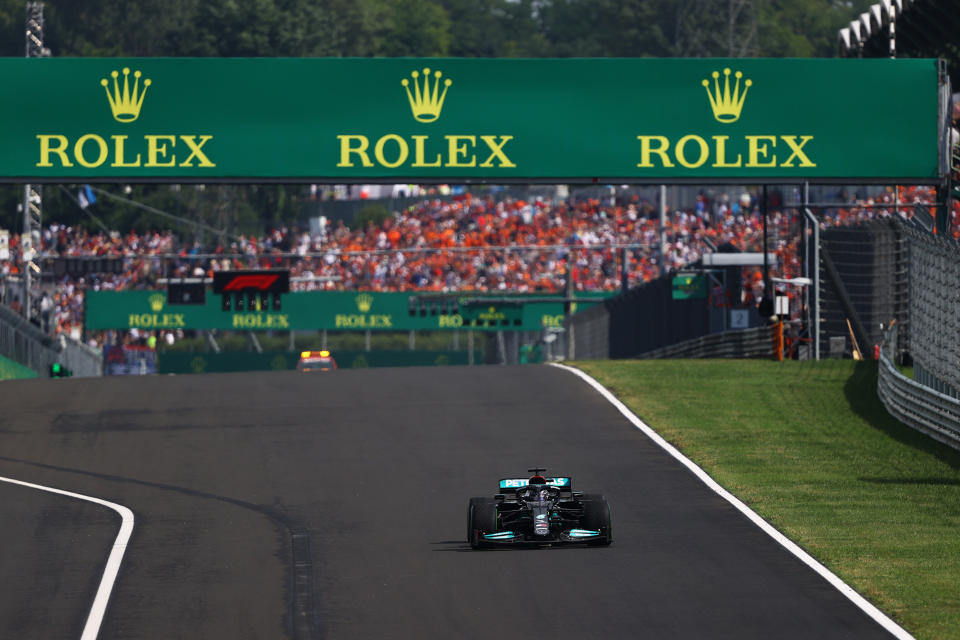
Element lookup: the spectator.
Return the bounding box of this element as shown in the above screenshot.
[0,185,946,346]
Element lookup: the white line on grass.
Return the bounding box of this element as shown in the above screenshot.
[0,475,134,640]
[550,362,914,640]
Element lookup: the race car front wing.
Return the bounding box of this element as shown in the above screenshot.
[481,528,603,544]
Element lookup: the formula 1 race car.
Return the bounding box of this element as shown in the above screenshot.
[467,469,612,548]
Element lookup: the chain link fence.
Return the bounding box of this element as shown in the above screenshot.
[635,326,774,359]
[817,219,910,360]
[0,303,102,377]
[901,222,960,398]
[867,220,960,451]
[563,302,609,360]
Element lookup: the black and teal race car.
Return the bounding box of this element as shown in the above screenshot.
[467,469,612,548]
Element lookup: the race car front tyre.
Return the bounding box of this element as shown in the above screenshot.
[581,493,613,546]
[468,497,498,549]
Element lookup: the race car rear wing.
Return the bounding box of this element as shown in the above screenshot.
[499,477,572,491]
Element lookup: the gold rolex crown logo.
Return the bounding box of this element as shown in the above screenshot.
[401,68,451,123]
[356,293,374,313]
[101,67,151,123]
[702,68,752,123]
[149,293,165,312]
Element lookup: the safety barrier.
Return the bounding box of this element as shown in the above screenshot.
[636,326,773,360]
[877,326,960,451]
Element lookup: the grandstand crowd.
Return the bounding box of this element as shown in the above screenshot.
[0,183,954,347]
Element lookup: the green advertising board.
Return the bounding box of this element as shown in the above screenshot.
[671,275,706,300]
[0,58,940,182]
[84,290,611,332]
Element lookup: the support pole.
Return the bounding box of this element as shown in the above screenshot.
[761,185,771,317]
[938,59,952,235]
[205,331,221,353]
[801,183,817,361]
[888,1,896,59]
[22,185,35,319]
[811,210,820,361]
[22,2,47,322]
[937,183,951,235]
[659,185,667,274]
[800,182,808,325]
[620,247,629,293]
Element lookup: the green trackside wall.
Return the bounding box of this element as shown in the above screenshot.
[0,58,940,182]
[158,349,482,374]
[85,290,613,332]
[0,354,39,380]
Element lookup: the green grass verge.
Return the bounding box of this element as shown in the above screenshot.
[574,359,960,640]
[0,353,38,380]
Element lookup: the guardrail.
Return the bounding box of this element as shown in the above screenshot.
[636,326,773,359]
[877,326,960,451]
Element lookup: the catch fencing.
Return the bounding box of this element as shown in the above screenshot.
[900,222,960,398]
[635,326,773,359]
[563,302,610,360]
[0,303,102,377]
[563,276,712,360]
[815,218,910,361]
[828,218,960,451]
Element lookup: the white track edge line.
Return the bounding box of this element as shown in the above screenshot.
[0,475,134,640]
[549,362,913,640]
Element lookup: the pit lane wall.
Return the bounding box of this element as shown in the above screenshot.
[85,291,612,332]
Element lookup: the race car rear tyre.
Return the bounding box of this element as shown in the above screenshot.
[581,493,613,546]
[468,497,498,549]
[467,498,479,547]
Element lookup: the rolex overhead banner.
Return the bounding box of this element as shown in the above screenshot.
[0,58,940,182]
[84,290,613,332]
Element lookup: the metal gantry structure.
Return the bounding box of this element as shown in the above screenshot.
[22,1,49,323]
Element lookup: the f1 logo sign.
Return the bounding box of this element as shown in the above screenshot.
[213,270,290,294]
[222,274,279,291]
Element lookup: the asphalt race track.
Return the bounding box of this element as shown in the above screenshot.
[0,365,899,639]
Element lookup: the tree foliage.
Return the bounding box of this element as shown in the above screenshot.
[0,0,877,70]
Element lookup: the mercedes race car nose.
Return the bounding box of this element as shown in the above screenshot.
[531,506,551,536]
